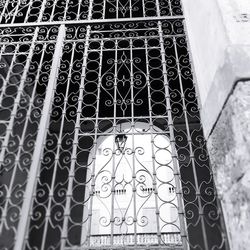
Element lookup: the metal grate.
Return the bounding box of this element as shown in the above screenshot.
[0,0,182,24]
[0,26,58,249]
[21,21,226,250]
[0,1,228,250]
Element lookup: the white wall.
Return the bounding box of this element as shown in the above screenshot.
[182,0,250,138]
[182,0,228,105]
[182,1,250,249]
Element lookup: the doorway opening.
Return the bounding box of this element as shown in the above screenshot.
[81,123,182,248]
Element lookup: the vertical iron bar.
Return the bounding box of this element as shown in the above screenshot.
[84,38,104,248]
[77,0,82,20]
[168,0,173,16]
[0,27,39,233]
[142,0,145,17]
[0,27,38,233]
[14,24,65,250]
[0,43,6,63]
[0,43,6,107]
[0,0,9,23]
[24,0,34,23]
[0,44,19,106]
[38,0,47,22]
[49,0,58,22]
[158,21,190,250]
[129,38,138,248]
[0,41,46,235]
[116,0,118,19]
[102,0,106,19]
[129,0,132,18]
[60,25,91,250]
[110,39,118,248]
[155,0,160,17]
[11,0,21,24]
[40,40,77,250]
[173,35,209,250]
[144,37,161,246]
[88,0,93,20]
[63,0,70,21]
[180,17,203,122]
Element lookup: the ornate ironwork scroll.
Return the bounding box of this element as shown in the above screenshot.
[19,20,228,250]
[0,0,229,250]
[0,26,58,249]
[0,0,182,24]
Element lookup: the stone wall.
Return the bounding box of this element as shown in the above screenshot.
[182,0,250,138]
[182,0,250,249]
[207,81,250,250]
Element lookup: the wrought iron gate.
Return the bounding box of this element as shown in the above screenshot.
[0,1,228,250]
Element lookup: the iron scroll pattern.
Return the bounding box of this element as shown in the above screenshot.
[0,26,58,249]
[0,0,182,24]
[23,20,228,250]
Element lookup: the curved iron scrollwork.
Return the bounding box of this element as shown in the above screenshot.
[0,26,58,250]
[90,131,180,241]
[0,0,183,24]
[10,20,227,250]
[0,1,228,250]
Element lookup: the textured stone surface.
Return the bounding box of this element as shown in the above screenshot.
[207,81,250,250]
[201,45,250,138]
[182,0,250,138]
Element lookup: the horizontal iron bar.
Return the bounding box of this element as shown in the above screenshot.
[90,233,181,236]
[64,34,186,42]
[77,131,171,136]
[65,246,183,250]
[78,116,169,120]
[0,16,184,28]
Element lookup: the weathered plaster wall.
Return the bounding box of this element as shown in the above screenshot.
[182,1,250,249]
[182,0,250,138]
[181,0,228,106]
[207,81,250,250]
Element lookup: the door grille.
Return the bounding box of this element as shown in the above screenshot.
[0,1,228,250]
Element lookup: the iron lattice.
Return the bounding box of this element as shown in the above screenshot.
[0,2,228,250]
